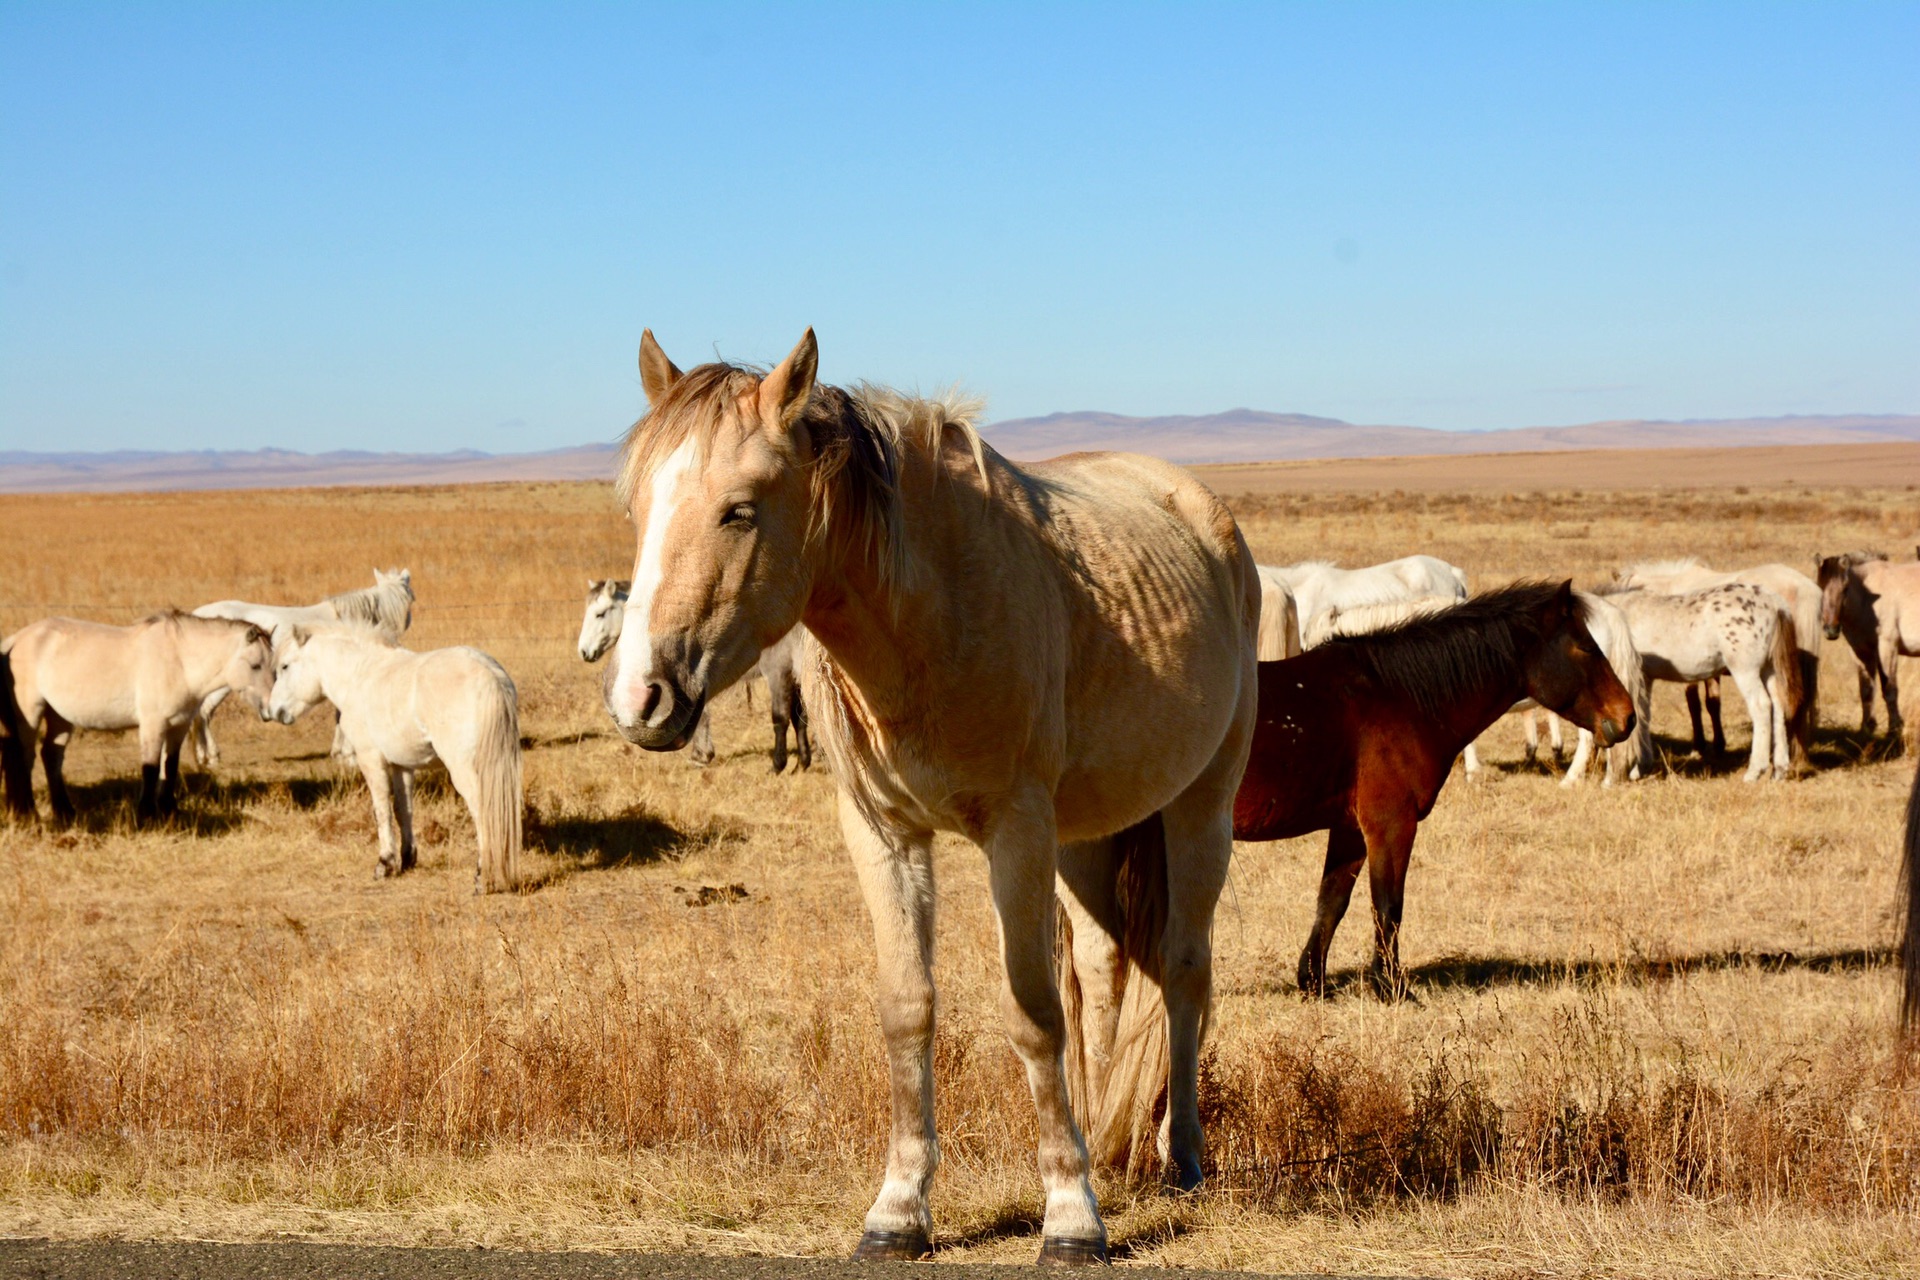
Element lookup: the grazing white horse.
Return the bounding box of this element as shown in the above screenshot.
[1253,566,1302,660]
[191,568,415,764]
[1313,591,1651,785]
[268,625,521,892]
[1616,558,1821,763]
[579,577,811,772]
[603,330,1257,1262]
[1817,553,1920,740]
[2,612,274,822]
[1599,584,1803,781]
[1270,555,1469,642]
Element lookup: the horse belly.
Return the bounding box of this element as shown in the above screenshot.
[36,650,140,731]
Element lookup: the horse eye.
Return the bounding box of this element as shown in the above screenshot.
[723,503,757,528]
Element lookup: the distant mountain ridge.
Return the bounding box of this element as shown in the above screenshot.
[3,413,1917,492]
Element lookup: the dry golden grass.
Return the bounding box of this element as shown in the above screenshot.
[3,479,1920,1278]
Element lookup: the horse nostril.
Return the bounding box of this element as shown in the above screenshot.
[639,681,665,724]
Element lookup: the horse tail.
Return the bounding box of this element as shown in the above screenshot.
[471,667,523,893]
[1770,606,1809,758]
[1078,812,1175,1177]
[0,649,32,818]
[1606,619,1655,780]
[1899,757,1920,1039]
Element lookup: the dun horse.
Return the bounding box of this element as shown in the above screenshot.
[602,330,1258,1263]
[579,577,811,772]
[2,612,273,822]
[1233,581,1635,998]
[268,625,521,892]
[1817,553,1920,742]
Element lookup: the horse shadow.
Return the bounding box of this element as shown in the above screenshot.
[24,772,339,837]
[523,806,748,886]
[1320,945,1892,998]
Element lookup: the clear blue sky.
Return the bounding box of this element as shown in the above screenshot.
[2,3,1915,453]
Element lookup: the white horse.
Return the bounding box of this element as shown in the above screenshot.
[579,577,810,773]
[1269,555,1469,642]
[1616,558,1821,762]
[1253,566,1302,660]
[1599,584,1803,781]
[1314,591,1652,786]
[2,611,274,822]
[267,624,521,892]
[191,568,415,764]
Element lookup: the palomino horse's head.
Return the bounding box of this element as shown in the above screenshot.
[603,330,822,750]
[224,623,277,719]
[578,578,627,663]
[1522,581,1636,746]
[1815,554,1854,640]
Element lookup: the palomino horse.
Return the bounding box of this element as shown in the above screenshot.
[1313,590,1653,787]
[1598,584,1803,781]
[1903,755,1920,1038]
[1616,559,1821,764]
[579,577,811,772]
[1233,581,1635,998]
[192,568,415,764]
[268,625,521,892]
[2,612,273,822]
[1817,553,1920,743]
[1266,554,1469,640]
[1254,565,1303,660]
[602,330,1258,1263]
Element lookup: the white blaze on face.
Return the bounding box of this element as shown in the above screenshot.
[610,438,698,725]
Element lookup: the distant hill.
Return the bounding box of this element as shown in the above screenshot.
[3,413,1917,493]
[980,410,1920,464]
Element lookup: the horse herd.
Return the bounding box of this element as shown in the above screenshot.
[3,329,1919,1262]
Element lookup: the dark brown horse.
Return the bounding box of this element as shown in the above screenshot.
[1233,580,1635,997]
[0,650,31,818]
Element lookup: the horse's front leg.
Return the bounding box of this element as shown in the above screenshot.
[688,708,715,767]
[1880,638,1905,742]
[157,723,190,816]
[1857,657,1879,736]
[1728,667,1775,782]
[389,763,417,871]
[839,793,939,1261]
[1299,823,1365,998]
[1362,808,1419,999]
[982,795,1106,1263]
[358,751,403,876]
[1685,683,1710,756]
[135,721,167,823]
[1705,676,1727,755]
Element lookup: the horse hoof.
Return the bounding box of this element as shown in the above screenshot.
[1165,1157,1204,1193]
[853,1229,932,1261]
[1038,1236,1110,1266]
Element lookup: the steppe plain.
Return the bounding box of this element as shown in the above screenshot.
[3,443,1920,1278]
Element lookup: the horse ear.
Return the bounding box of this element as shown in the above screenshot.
[638,329,682,405]
[759,328,818,429]
[288,624,311,647]
[399,568,411,586]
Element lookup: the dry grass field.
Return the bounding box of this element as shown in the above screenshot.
[3,473,1920,1278]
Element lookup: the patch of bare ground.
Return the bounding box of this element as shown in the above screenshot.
[3,475,1920,1278]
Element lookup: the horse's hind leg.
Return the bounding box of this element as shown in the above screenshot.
[1706,676,1727,754]
[1764,667,1792,779]
[1299,823,1366,998]
[765,667,792,774]
[1881,638,1905,743]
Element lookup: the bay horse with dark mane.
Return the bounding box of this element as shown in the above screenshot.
[1233,581,1635,998]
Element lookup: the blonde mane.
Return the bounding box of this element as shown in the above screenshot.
[615,362,986,592]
